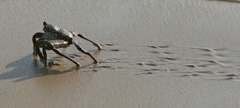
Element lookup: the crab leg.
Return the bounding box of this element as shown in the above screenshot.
[73,42,98,64]
[42,48,47,67]
[35,47,46,66]
[32,32,43,56]
[51,48,80,67]
[77,34,102,50]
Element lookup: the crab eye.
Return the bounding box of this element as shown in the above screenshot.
[43,21,47,26]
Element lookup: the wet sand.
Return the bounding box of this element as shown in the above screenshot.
[1,0,240,108]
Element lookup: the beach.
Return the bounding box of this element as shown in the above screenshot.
[1,0,240,107]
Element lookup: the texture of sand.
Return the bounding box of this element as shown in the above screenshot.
[1,0,240,108]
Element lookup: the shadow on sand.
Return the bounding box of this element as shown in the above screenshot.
[208,0,240,3]
[0,53,98,82]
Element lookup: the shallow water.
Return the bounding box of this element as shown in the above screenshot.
[1,0,240,108]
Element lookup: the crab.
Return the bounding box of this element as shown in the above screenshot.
[32,21,102,67]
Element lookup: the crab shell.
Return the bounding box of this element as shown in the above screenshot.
[43,23,74,38]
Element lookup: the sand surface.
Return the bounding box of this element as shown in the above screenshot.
[1,0,240,108]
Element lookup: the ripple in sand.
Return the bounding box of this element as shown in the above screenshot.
[96,65,112,69]
[196,60,223,68]
[197,64,212,68]
[143,69,162,72]
[214,48,227,51]
[222,77,234,80]
[219,74,240,80]
[145,63,158,66]
[163,51,174,54]
[118,44,240,81]
[215,53,228,57]
[147,45,158,49]
[136,72,154,76]
[200,53,214,57]
[136,62,145,66]
[136,62,159,67]
[169,68,178,72]
[206,60,219,64]
[195,70,214,74]
[158,45,170,48]
[185,64,197,68]
[147,45,170,49]
[191,47,215,52]
[181,74,200,77]
[104,43,114,46]
[149,51,160,54]
[159,57,178,61]
[225,73,239,77]
[217,71,226,73]
[109,49,120,52]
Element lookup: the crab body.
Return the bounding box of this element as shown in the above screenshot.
[32,22,101,67]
